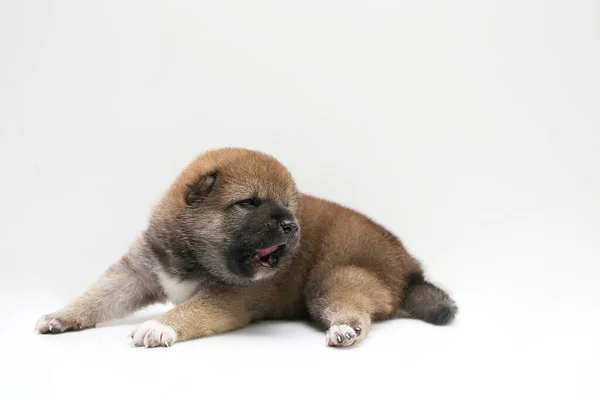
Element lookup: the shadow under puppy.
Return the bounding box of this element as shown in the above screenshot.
[35,148,458,348]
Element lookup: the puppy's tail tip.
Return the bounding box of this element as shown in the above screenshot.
[402,273,458,326]
[423,304,457,325]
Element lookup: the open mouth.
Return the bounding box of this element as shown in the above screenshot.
[254,244,286,268]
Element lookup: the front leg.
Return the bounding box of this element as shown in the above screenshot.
[130,289,252,348]
[35,239,164,334]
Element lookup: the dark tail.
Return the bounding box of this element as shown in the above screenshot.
[401,273,458,325]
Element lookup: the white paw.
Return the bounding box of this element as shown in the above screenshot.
[326,324,359,347]
[34,314,83,334]
[129,320,178,348]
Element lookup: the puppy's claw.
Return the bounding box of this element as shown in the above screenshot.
[130,320,178,349]
[36,314,86,335]
[326,324,359,348]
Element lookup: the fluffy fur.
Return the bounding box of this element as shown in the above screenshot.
[35,148,457,347]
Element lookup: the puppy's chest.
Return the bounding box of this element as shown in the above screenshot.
[157,271,199,304]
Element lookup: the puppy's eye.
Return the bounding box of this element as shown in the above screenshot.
[238,198,259,207]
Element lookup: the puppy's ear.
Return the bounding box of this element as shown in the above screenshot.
[186,172,218,205]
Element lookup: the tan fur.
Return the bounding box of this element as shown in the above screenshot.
[35,148,456,347]
[146,150,428,344]
[166,148,298,211]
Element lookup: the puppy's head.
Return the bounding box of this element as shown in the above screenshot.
[158,148,300,283]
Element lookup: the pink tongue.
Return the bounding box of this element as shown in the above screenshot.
[256,245,279,257]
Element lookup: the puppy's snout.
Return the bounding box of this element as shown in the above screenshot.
[279,220,298,234]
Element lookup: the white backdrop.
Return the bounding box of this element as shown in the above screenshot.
[1,1,599,399]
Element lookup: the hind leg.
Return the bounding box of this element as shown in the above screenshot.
[305,265,396,348]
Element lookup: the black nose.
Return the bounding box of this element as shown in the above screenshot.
[279,220,298,234]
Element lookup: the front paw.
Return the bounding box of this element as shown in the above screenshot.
[326,324,361,347]
[129,320,178,348]
[34,313,88,334]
